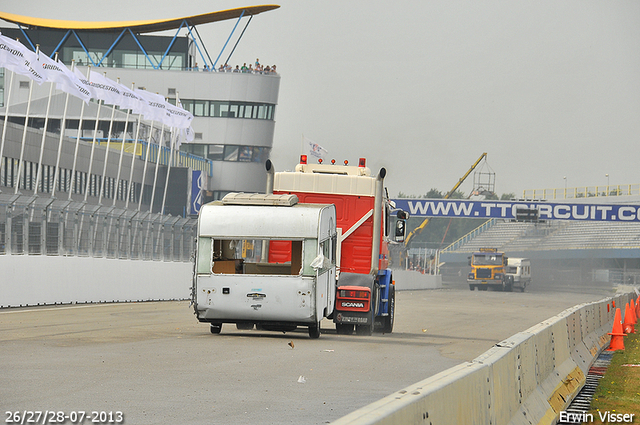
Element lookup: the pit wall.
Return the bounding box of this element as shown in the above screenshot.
[0,255,192,308]
[332,290,638,425]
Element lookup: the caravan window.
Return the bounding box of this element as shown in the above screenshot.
[317,235,337,273]
[196,237,213,274]
[207,238,305,276]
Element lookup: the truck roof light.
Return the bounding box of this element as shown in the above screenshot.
[358,158,366,167]
[331,159,336,164]
[318,158,323,164]
[344,160,349,165]
[300,154,307,164]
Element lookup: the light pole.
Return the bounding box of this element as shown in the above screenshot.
[563,176,567,198]
[606,173,609,187]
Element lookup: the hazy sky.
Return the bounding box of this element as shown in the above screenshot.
[4,1,640,197]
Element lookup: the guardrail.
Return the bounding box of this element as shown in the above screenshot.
[332,291,637,425]
[523,184,640,200]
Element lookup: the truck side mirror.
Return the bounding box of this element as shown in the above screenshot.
[467,256,471,266]
[395,220,406,242]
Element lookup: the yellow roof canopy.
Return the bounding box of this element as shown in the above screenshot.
[0,5,280,33]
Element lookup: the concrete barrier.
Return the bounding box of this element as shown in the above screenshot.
[332,291,637,425]
[0,255,192,308]
[392,269,442,290]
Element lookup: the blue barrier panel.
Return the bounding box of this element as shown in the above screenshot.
[392,198,640,222]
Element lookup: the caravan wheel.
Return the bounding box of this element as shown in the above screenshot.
[308,321,321,339]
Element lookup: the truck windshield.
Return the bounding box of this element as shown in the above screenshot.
[473,254,503,266]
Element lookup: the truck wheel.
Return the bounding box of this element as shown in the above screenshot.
[505,278,513,292]
[469,284,475,291]
[356,324,372,336]
[336,323,354,335]
[308,321,321,339]
[382,285,395,334]
[210,323,222,334]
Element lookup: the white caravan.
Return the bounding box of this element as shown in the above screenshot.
[506,258,531,292]
[192,193,337,338]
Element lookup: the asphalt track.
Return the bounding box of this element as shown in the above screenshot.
[1,281,614,425]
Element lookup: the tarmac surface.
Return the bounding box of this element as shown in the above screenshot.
[1,281,615,424]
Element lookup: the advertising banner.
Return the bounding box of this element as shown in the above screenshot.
[190,170,203,215]
[392,198,640,222]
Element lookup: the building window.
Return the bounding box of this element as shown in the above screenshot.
[181,144,206,158]
[238,146,253,162]
[180,99,275,120]
[207,145,224,161]
[223,145,239,161]
[252,147,268,163]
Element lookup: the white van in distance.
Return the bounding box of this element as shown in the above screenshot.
[505,258,531,292]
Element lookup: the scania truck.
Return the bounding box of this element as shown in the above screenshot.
[272,156,403,335]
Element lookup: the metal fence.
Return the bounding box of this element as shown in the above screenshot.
[522,184,640,200]
[0,194,196,261]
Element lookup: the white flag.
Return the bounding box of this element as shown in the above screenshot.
[165,102,193,129]
[116,82,145,112]
[304,136,328,161]
[73,67,97,100]
[0,34,46,84]
[89,70,122,106]
[37,52,91,103]
[178,126,195,151]
[135,89,168,123]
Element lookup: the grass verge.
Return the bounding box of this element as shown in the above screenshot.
[588,331,640,424]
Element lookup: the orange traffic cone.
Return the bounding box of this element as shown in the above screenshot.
[623,303,635,334]
[606,308,625,351]
[629,299,638,333]
[636,296,640,318]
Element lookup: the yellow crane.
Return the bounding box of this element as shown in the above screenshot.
[403,152,488,248]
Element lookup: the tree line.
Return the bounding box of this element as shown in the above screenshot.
[396,188,516,249]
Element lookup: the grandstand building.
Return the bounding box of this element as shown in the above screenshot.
[440,196,640,286]
[0,6,280,216]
